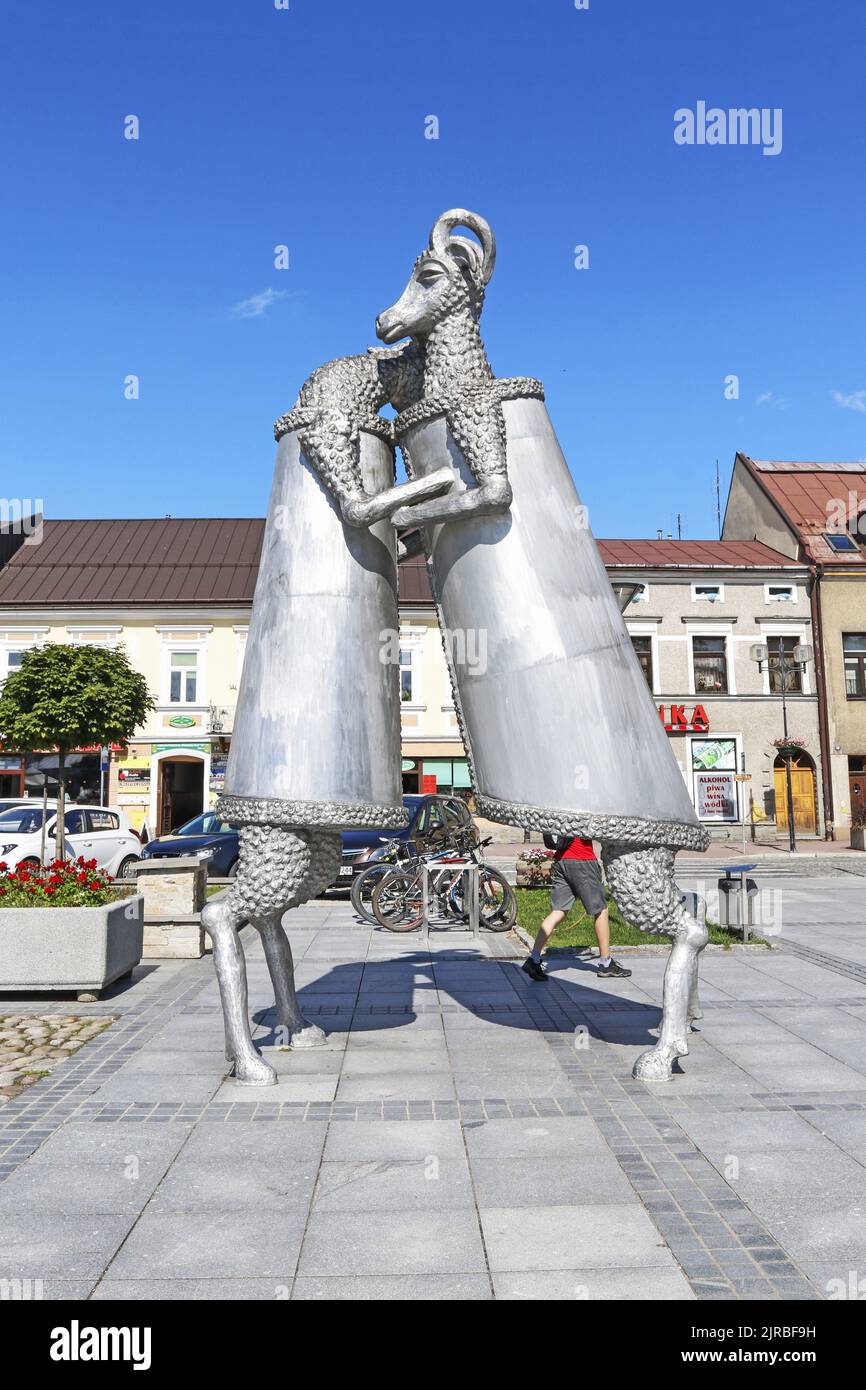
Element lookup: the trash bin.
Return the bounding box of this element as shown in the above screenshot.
[717,876,758,927]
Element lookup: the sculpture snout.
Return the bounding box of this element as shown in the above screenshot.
[375,310,405,344]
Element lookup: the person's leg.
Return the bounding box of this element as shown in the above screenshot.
[592,904,610,960]
[523,865,572,980]
[532,907,566,959]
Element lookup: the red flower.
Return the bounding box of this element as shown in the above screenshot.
[0,861,7,871]
[18,870,30,882]
[45,886,56,895]
[77,873,89,884]
[48,875,63,886]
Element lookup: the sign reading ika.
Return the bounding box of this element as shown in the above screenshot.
[658,704,710,733]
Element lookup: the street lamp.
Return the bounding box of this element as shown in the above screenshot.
[611,581,644,613]
[750,641,814,853]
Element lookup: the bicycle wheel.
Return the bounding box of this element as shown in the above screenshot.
[371,871,424,932]
[479,868,517,930]
[350,864,394,925]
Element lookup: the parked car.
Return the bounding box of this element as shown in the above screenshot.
[0,803,142,879]
[140,811,240,878]
[331,793,478,888]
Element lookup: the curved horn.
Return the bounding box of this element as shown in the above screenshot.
[429,208,496,284]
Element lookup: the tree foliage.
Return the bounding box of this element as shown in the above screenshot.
[0,644,154,859]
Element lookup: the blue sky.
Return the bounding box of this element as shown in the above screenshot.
[2,0,864,539]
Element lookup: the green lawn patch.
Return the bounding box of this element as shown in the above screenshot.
[514,886,766,949]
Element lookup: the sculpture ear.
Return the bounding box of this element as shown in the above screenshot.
[448,236,484,282]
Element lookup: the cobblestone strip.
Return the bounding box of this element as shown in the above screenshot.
[538,1004,822,1302]
[779,938,866,985]
[0,953,217,1180]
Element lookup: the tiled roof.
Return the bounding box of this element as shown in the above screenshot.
[0,519,265,606]
[0,519,807,610]
[737,455,866,564]
[598,539,801,569]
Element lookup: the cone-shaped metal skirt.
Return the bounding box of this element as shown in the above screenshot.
[219,427,407,831]
[396,393,708,850]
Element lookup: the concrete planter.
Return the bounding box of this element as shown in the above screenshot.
[515,858,554,887]
[851,827,866,852]
[0,895,144,999]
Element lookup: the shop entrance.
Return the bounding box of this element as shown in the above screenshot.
[849,757,866,821]
[157,756,205,834]
[774,754,817,835]
[0,772,22,798]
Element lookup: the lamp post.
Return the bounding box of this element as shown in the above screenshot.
[750,641,813,853]
[611,581,644,614]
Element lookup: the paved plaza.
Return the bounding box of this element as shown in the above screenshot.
[1,877,865,1301]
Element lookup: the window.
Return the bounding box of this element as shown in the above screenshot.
[58,809,88,836]
[692,636,728,693]
[87,810,120,832]
[844,633,866,699]
[399,648,413,702]
[631,636,653,689]
[765,584,795,604]
[824,533,859,552]
[169,651,198,704]
[766,636,803,693]
[692,584,723,603]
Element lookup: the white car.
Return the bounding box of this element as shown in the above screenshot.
[0,803,142,880]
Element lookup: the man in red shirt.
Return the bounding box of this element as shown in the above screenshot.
[522,833,632,982]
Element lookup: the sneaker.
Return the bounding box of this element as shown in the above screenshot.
[522,957,548,983]
[597,957,632,978]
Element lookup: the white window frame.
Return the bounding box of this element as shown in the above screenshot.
[764,582,797,605]
[687,625,736,696]
[757,622,812,696]
[160,638,208,708]
[398,625,426,731]
[232,625,248,689]
[626,621,660,696]
[691,582,724,604]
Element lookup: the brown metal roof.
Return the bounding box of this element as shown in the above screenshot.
[0,519,805,610]
[597,538,802,569]
[737,455,866,564]
[0,519,265,606]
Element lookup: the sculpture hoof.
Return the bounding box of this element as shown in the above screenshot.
[229,1055,277,1086]
[289,1022,327,1049]
[632,1041,688,1081]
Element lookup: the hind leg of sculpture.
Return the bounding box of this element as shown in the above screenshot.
[255,913,325,1049]
[201,894,277,1086]
[601,844,708,1081]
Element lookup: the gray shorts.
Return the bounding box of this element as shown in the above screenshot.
[550,859,606,916]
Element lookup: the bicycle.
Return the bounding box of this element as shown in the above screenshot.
[371,833,517,933]
[350,837,416,925]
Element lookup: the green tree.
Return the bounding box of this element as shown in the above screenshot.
[0,644,154,861]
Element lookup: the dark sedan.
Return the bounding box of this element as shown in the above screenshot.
[331,793,477,888]
[140,812,239,877]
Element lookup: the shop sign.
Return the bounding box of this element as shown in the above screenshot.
[153,743,209,754]
[118,768,151,786]
[658,704,710,733]
[168,715,196,728]
[695,772,737,821]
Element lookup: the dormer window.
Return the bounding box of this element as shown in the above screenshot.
[824,533,858,552]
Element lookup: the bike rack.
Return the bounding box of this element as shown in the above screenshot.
[420,861,480,939]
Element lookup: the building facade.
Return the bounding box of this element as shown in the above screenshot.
[723,455,866,837]
[601,540,823,839]
[0,516,831,841]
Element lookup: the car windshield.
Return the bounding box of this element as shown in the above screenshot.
[0,806,45,834]
[174,812,233,836]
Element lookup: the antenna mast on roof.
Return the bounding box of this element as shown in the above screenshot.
[677,513,682,540]
[715,460,721,539]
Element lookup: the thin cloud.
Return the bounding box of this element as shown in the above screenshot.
[230,287,287,319]
[832,389,866,415]
[755,391,791,410]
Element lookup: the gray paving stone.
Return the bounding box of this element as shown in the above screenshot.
[297,1208,486,1277]
[150,1159,319,1212]
[464,1116,609,1158]
[0,1213,133,1277]
[291,1274,492,1299]
[91,1278,296,1300]
[105,1208,308,1279]
[313,1158,474,1211]
[492,1267,696,1300]
[27,1123,191,1166]
[335,1071,456,1102]
[181,1121,327,1163]
[0,1159,171,1214]
[480,1204,676,1272]
[469,1154,635,1208]
[323,1119,465,1162]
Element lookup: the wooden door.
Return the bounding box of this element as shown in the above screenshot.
[774,764,817,833]
[850,773,866,820]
